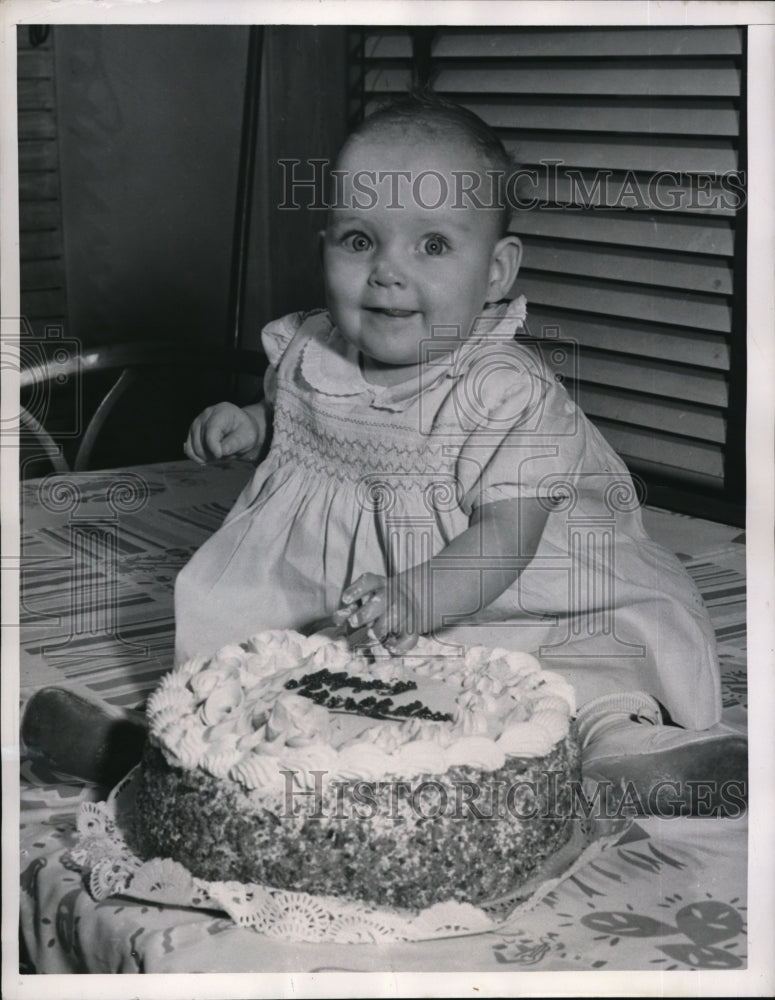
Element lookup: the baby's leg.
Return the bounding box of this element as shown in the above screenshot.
[438,615,746,816]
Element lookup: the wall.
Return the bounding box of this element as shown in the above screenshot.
[55,25,248,348]
[241,26,350,348]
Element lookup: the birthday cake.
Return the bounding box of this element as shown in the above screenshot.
[131,630,580,910]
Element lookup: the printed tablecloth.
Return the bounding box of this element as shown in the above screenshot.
[20,804,747,973]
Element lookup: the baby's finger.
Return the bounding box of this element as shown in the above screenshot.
[220,424,255,457]
[183,439,206,464]
[347,590,386,628]
[367,612,390,646]
[375,600,417,652]
[203,422,226,460]
[341,573,386,605]
[383,631,419,655]
[332,604,355,626]
[184,418,208,463]
[191,409,216,449]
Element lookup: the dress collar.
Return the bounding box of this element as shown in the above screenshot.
[299,296,528,412]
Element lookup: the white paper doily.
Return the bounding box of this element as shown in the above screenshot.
[66,766,631,944]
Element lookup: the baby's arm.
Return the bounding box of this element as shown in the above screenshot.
[184,400,270,464]
[338,497,548,651]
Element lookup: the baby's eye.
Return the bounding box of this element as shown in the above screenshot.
[342,232,372,252]
[421,235,449,256]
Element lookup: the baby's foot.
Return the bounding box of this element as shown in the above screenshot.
[577,692,747,818]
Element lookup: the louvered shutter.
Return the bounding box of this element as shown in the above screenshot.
[17,27,68,336]
[349,26,746,522]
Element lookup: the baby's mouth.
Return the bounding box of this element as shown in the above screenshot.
[366,307,417,318]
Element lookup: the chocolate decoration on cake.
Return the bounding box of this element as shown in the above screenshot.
[285,668,453,722]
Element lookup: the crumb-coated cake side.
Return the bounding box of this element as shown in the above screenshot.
[130,630,579,910]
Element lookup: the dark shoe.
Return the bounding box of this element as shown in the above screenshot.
[21,686,148,787]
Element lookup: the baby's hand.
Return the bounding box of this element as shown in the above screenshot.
[184,403,263,464]
[335,573,420,654]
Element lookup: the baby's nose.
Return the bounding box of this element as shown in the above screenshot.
[369,251,406,287]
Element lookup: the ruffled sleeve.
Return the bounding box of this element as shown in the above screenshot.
[259,311,309,406]
[261,312,306,367]
[454,341,589,515]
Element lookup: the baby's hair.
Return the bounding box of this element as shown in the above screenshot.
[343,90,515,236]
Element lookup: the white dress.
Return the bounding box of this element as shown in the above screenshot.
[175,298,721,729]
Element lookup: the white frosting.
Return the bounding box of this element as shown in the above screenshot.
[148,631,575,795]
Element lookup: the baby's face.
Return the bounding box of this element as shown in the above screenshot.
[322,131,518,378]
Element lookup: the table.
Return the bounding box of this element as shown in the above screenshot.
[19,459,255,711]
[16,460,749,974]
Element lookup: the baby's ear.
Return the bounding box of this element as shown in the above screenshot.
[488,235,522,300]
[317,229,327,260]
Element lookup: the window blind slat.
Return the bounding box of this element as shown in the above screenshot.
[431,27,743,59]
[551,351,728,408]
[17,109,56,140]
[18,201,61,231]
[594,420,724,479]
[526,308,730,370]
[515,170,739,217]
[577,386,726,444]
[20,230,64,261]
[506,135,738,175]
[432,62,741,98]
[18,140,58,172]
[514,211,735,256]
[19,173,59,200]
[521,239,733,295]
[624,457,725,493]
[364,68,413,93]
[453,97,740,137]
[20,259,65,292]
[519,274,732,334]
[363,32,413,58]
[17,78,53,106]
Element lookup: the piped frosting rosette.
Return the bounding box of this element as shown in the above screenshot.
[147,630,575,796]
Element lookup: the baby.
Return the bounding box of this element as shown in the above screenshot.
[179,93,745,802]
